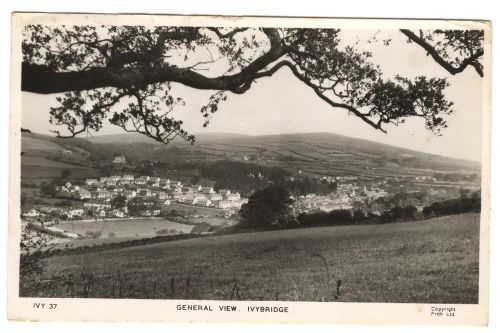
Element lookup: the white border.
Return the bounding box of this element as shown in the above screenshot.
[3,1,492,330]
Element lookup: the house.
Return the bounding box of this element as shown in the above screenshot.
[196,198,212,207]
[22,209,39,218]
[97,210,106,217]
[124,190,137,199]
[112,209,124,218]
[218,201,233,209]
[190,195,207,205]
[139,188,152,197]
[68,208,84,217]
[39,206,60,215]
[97,189,112,199]
[85,179,99,186]
[218,189,231,197]
[210,193,223,202]
[84,201,111,210]
[122,174,135,182]
[200,186,214,194]
[180,193,195,203]
[157,192,169,200]
[173,193,183,201]
[76,188,92,200]
[159,179,171,189]
[227,193,241,201]
[135,177,147,185]
[230,201,244,210]
[171,180,182,188]
[112,155,126,164]
[141,210,152,217]
[182,186,194,194]
[106,179,118,186]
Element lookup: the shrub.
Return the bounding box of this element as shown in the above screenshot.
[20,225,54,278]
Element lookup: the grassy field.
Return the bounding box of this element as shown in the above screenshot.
[55,218,194,241]
[21,213,480,303]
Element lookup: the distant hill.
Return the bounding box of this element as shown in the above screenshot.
[21,132,98,182]
[21,131,481,182]
[89,132,251,145]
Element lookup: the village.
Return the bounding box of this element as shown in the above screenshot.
[22,169,460,223]
[22,173,248,221]
[21,151,473,225]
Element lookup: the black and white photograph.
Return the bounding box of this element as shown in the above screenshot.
[8,13,491,324]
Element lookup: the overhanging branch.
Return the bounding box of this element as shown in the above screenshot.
[400,29,484,77]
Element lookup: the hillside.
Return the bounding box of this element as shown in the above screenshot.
[88,131,481,180]
[20,131,481,183]
[21,132,98,183]
[21,213,480,303]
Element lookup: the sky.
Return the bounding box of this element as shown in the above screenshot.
[21,29,485,161]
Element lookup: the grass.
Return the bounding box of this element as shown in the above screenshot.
[56,218,194,241]
[20,213,480,303]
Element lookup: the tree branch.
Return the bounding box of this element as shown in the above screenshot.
[207,27,249,39]
[22,29,286,94]
[252,60,388,133]
[400,29,484,77]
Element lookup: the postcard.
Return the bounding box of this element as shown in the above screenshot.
[8,12,491,325]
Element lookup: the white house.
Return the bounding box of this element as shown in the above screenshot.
[196,198,212,207]
[124,190,137,199]
[157,192,169,200]
[210,193,223,202]
[76,188,92,200]
[227,193,241,201]
[218,189,231,197]
[219,201,233,209]
[135,177,147,185]
[85,179,99,186]
[68,208,84,217]
[97,189,112,199]
[112,209,125,218]
[160,179,171,189]
[112,155,126,164]
[122,174,135,181]
[200,186,214,194]
[22,209,39,218]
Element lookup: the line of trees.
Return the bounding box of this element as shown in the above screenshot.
[238,185,481,230]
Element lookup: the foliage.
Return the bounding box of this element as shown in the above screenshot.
[280,177,337,196]
[201,160,291,195]
[20,225,54,278]
[110,194,127,209]
[434,172,480,182]
[379,205,418,222]
[297,209,353,227]
[20,26,479,144]
[239,185,294,228]
[39,179,64,197]
[127,196,159,216]
[400,29,484,76]
[423,193,481,217]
